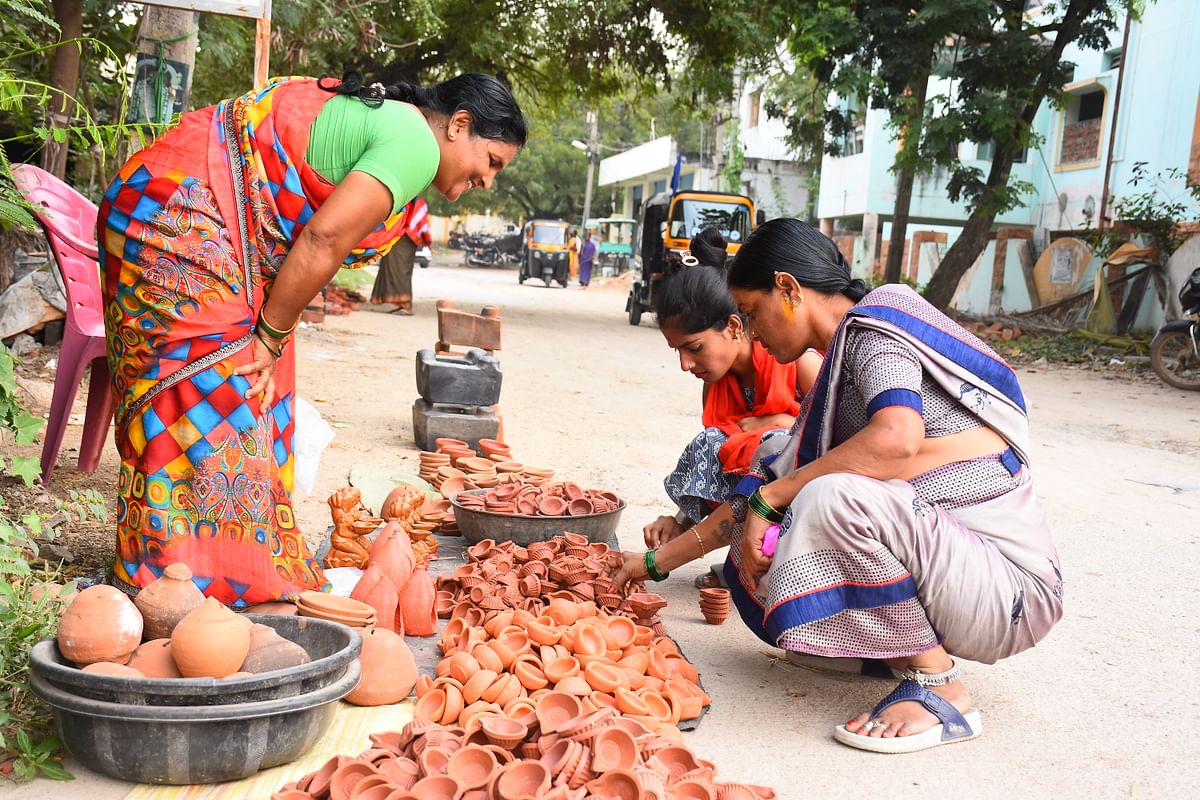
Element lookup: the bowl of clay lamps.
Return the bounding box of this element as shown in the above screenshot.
[450,484,625,546]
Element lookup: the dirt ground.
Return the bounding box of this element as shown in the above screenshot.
[5,253,1200,798]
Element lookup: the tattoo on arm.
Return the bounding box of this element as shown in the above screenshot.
[713,518,732,546]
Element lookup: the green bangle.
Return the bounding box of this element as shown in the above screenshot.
[254,330,283,359]
[257,313,296,341]
[748,488,785,524]
[644,549,669,582]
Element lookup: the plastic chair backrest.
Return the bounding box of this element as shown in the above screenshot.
[11,164,103,333]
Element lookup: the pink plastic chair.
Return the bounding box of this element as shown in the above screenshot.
[11,163,113,482]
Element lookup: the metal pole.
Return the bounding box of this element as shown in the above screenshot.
[581,109,598,228]
[1098,10,1132,230]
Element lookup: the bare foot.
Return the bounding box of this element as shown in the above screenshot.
[845,652,972,740]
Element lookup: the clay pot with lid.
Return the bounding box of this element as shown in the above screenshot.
[57,584,143,666]
[133,562,206,641]
[241,623,311,673]
[345,628,418,706]
[170,597,251,678]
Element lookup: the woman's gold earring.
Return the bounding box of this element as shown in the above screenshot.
[784,295,796,310]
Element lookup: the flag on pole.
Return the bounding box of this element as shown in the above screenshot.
[670,154,682,193]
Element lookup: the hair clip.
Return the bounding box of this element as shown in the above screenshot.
[368,82,386,98]
[680,254,699,268]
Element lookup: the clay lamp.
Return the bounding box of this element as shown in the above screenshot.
[445,745,497,790]
[327,757,379,800]
[408,774,461,800]
[480,715,528,750]
[672,779,717,800]
[567,497,594,516]
[533,691,581,733]
[495,760,550,800]
[418,745,452,777]
[603,617,638,650]
[537,496,569,517]
[585,767,644,800]
[375,757,420,790]
[584,662,628,694]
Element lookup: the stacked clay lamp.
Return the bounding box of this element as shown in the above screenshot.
[698,589,730,626]
[456,480,621,518]
[273,715,778,800]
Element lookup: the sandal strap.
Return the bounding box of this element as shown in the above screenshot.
[870,678,976,742]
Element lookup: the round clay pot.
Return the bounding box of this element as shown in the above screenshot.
[495,760,549,800]
[57,584,144,666]
[127,638,183,679]
[80,662,145,679]
[133,562,206,641]
[345,628,418,706]
[445,745,497,790]
[170,596,251,678]
[240,623,311,673]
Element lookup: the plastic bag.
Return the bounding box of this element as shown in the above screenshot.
[293,397,335,496]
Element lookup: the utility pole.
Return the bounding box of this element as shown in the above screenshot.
[581,109,598,228]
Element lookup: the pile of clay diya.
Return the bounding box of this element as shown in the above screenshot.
[296,592,377,629]
[697,590,730,626]
[456,481,621,518]
[424,438,559,501]
[272,715,777,800]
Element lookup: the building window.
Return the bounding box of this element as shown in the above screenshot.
[1059,86,1105,166]
[653,178,667,194]
[632,184,643,218]
[1104,48,1123,71]
[678,172,694,190]
[747,90,761,129]
[834,96,865,157]
[976,140,1028,163]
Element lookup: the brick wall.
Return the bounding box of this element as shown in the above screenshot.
[1060,118,1102,164]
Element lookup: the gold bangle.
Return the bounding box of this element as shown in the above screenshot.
[690,527,706,558]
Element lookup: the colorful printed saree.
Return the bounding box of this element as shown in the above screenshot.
[99,78,408,605]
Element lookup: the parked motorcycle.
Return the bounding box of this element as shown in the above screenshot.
[1150,267,1200,390]
[415,246,432,268]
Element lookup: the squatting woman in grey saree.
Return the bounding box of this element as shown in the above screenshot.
[612,218,1063,753]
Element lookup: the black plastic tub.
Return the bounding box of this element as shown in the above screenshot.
[30,661,359,784]
[29,613,361,706]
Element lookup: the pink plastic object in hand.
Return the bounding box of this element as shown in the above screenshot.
[761,524,781,558]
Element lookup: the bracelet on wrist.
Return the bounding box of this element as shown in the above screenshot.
[644,549,669,582]
[748,487,785,524]
[689,527,706,558]
[257,312,297,342]
[254,330,283,359]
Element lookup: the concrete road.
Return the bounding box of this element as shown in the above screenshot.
[7,255,1198,799]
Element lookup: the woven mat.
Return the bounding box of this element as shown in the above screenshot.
[122,701,414,800]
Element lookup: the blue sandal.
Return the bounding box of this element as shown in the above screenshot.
[833,677,983,753]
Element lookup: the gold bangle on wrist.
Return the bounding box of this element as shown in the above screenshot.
[690,527,706,558]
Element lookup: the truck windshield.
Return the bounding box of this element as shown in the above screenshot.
[668,200,752,243]
[532,226,567,245]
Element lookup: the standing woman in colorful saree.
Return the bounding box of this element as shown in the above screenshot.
[99,71,525,606]
[613,218,1063,753]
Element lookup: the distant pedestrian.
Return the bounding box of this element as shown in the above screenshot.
[579,231,597,288]
[567,228,581,280]
[371,196,432,315]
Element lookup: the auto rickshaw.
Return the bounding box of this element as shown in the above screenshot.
[625,191,762,325]
[518,219,570,287]
[586,216,637,276]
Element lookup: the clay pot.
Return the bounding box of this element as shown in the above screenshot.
[345,628,418,706]
[591,727,638,771]
[399,566,438,636]
[351,563,402,634]
[241,623,311,674]
[128,638,183,679]
[81,662,145,679]
[57,584,144,666]
[371,520,417,593]
[495,760,550,800]
[480,715,528,750]
[445,745,497,790]
[566,498,594,516]
[535,692,583,732]
[243,602,299,617]
[134,563,205,641]
[170,597,252,678]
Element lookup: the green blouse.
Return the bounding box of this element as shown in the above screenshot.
[306,95,439,215]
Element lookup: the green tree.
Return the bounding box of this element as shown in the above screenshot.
[776,0,1130,309]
